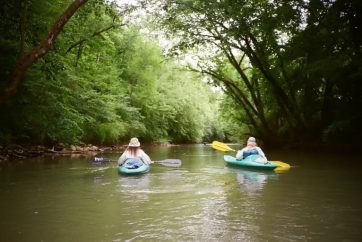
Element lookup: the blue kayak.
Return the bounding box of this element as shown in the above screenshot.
[224,154,277,170]
[118,159,150,175]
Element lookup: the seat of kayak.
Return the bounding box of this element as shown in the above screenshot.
[123,159,144,169]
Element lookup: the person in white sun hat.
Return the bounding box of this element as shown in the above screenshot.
[236,137,267,163]
[117,137,152,165]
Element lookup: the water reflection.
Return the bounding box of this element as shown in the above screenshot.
[227,167,278,194]
[117,174,152,201]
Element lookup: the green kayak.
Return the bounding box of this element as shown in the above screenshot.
[224,154,277,170]
[118,159,150,175]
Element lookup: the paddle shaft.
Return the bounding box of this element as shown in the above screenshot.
[93,157,181,167]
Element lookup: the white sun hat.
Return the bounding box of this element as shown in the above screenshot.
[128,137,140,147]
[247,137,256,142]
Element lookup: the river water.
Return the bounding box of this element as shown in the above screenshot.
[1,144,361,242]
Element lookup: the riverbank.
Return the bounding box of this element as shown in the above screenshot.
[0,144,126,163]
[0,141,178,163]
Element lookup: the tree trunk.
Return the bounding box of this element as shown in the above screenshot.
[320,79,333,128]
[200,68,266,137]
[0,0,89,105]
[222,47,271,134]
[244,35,304,129]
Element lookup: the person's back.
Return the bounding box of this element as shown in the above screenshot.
[118,138,152,165]
[236,137,267,161]
[241,148,259,158]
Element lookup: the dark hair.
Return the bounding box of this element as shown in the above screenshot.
[127,146,140,156]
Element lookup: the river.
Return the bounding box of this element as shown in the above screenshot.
[1,144,361,241]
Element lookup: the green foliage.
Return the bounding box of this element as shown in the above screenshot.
[2,0,360,148]
[92,121,127,145]
[147,0,362,146]
[0,0,217,145]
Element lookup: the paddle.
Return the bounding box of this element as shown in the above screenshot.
[212,141,236,152]
[211,141,290,169]
[92,157,182,167]
[151,159,182,167]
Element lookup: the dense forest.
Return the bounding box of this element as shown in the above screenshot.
[0,0,225,146]
[0,0,361,148]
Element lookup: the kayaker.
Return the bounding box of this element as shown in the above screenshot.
[236,137,267,161]
[118,137,152,165]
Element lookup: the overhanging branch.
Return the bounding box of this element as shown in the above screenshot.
[0,0,89,105]
[66,22,125,54]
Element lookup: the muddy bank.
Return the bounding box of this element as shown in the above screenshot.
[0,140,180,163]
[0,144,126,163]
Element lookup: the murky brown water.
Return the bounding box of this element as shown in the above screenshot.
[1,145,361,241]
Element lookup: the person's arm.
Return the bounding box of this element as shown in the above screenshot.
[236,148,245,160]
[117,150,128,165]
[140,150,152,164]
[256,147,267,160]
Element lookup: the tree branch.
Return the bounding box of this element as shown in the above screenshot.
[0,0,89,105]
[66,22,125,54]
[19,0,28,60]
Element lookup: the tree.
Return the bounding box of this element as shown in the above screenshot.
[0,0,89,104]
[138,0,362,146]
[0,4,218,145]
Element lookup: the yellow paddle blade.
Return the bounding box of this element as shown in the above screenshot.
[212,145,230,152]
[211,141,235,152]
[270,161,291,168]
[274,166,291,173]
